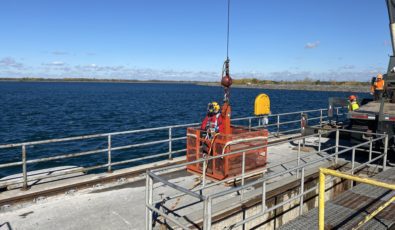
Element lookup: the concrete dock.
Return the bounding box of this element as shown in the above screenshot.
[0,136,334,230]
[0,128,390,230]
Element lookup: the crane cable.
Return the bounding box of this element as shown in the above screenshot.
[222,0,231,73]
[226,0,231,60]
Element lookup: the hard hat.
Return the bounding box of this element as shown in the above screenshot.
[207,102,220,114]
[377,73,383,79]
[348,95,356,101]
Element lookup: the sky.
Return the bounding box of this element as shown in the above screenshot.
[0,0,393,81]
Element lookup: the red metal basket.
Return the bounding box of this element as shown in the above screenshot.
[186,126,268,180]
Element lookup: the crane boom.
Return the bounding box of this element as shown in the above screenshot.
[387,0,395,73]
[387,0,395,56]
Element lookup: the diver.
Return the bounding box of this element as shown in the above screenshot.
[201,102,223,138]
[200,102,224,156]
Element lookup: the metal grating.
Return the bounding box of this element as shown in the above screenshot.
[279,167,395,230]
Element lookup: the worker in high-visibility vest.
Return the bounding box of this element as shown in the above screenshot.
[370,73,385,100]
[348,95,359,111]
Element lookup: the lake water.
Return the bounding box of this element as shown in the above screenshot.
[0,82,369,176]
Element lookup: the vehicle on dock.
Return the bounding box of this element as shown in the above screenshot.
[328,0,395,151]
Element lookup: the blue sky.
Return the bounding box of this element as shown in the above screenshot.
[0,0,392,81]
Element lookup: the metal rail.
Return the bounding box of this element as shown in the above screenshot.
[145,128,388,229]
[0,108,333,190]
[318,168,395,230]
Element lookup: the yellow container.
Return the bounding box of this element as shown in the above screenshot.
[254,94,270,115]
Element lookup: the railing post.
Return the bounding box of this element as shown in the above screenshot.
[202,158,207,188]
[297,140,301,178]
[22,145,28,190]
[168,128,173,160]
[241,152,246,200]
[351,148,355,175]
[350,147,356,188]
[318,170,325,230]
[145,172,153,230]
[107,135,112,173]
[301,112,307,147]
[203,197,212,230]
[320,109,323,126]
[299,167,305,216]
[383,134,388,171]
[261,180,266,212]
[248,118,252,131]
[276,115,280,137]
[369,137,373,162]
[335,129,339,164]
[336,107,339,117]
[318,131,322,152]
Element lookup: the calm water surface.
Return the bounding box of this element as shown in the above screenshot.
[0,82,369,176]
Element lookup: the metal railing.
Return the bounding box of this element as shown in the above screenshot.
[145,128,388,230]
[318,168,395,230]
[0,107,337,190]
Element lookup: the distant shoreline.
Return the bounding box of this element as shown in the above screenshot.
[0,78,194,84]
[197,82,370,93]
[0,78,370,93]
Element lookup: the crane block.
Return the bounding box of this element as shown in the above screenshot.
[254,93,270,116]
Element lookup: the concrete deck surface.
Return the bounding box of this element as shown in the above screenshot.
[0,136,351,230]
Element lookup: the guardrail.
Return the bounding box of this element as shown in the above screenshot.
[0,107,340,191]
[145,128,388,229]
[318,168,395,230]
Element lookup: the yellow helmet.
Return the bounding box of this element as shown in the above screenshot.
[377,73,383,79]
[207,102,220,114]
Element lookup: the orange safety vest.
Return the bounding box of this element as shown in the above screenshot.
[372,79,385,91]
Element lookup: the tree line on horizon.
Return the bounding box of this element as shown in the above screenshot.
[0,77,370,85]
[232,77,370,86]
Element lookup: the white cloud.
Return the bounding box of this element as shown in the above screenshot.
[339,65,355,70]
[305,41,320,49]
[51,61,65,66]
[43,61,65,66]
[51,51,68,55]
[0,59,385,82]
[0,57,24,69]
